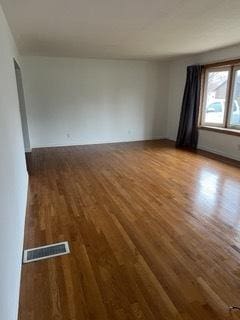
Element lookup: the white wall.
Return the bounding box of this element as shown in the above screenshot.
[22,57,169,148]
[21,43,240,160]
[167,44,240,161]
[0,5,28,320]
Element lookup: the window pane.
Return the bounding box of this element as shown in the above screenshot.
[229,70,240,127]
[203,70,229,125]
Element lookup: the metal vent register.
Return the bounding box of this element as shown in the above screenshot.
[23,241,70,263]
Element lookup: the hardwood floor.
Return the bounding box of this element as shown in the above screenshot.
[19,140,240,320]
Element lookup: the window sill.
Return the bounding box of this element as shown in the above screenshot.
[199,126,240,137]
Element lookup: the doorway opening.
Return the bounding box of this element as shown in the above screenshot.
[14,59,31,172]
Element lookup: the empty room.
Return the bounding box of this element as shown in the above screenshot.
[1,0,240,319]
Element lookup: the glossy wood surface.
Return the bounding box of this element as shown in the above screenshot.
[19,140,240,320]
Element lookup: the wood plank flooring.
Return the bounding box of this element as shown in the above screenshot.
[19,140,240,320]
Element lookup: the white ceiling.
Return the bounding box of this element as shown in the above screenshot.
[1,0,240,60]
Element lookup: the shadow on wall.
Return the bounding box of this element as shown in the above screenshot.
[143,65,167,139]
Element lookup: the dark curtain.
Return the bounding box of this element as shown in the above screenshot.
[176,65,202,149]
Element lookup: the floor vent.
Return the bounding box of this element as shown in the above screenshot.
[23,241,70,263]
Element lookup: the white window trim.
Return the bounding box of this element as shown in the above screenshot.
[227,65,240,130]
[201,66,231,128]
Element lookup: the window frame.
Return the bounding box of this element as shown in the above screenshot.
[199,59,240,134]
[227,65,240,130]
[201,66,231,128]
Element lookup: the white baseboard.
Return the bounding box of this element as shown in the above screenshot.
[31,136,165,149]
[166,136,176,142]
[166,135,240,162]
[30,137,239,162]
[197,145,240,162]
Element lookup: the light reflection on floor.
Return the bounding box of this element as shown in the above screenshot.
[194,166,240,227]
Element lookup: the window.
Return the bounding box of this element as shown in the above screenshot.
[200,61,240,132]
[229,68,240,128]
